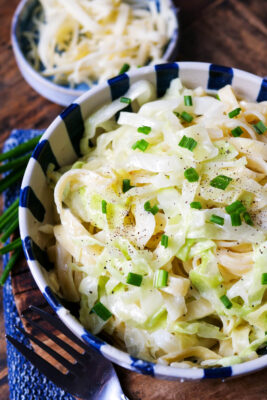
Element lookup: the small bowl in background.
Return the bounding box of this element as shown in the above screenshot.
[11,0,179,106]
[19,61,267,380]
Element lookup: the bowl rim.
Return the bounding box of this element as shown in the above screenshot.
[19,61,267,380]
[11,0,179,100]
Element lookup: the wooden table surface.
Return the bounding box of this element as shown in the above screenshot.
[0,0,266,399]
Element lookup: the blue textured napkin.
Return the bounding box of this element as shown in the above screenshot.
[3,129,75,400]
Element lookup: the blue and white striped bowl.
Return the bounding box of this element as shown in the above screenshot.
[11,0,179,106]
[19,62,267,380]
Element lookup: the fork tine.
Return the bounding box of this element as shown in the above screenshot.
[6,334,74,392]
[27,306,89,351]
[15,325,80,375]
[22,314,89,366]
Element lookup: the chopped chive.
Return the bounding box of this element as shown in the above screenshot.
[178,135,197,151]
[137,126,151,135]
[0,169,25,193]
[190,201,202,210]
[0,198,19,227]
[210,214,224,226]
[0,135,42,162]
[225,200,246,215]
[122,179,133,193]
[173,111,180,118]
[161,234,169,248]
[180,111,193,123]
[184,167,199,182]
[91,302,112,321]
[1,216,19,243]
[220,294,232,309]
[231,126,243,137]
[210,175,232,190]
[261,273,267,285]
[119,63,130,74]
[126,272,143,287]
[184,95,193,106]
[216,94,220,101]
[0,238,22,255]
[0,248,22,286]
[132,139,149,152]
[102,200,107,214]
[120,97,131,104]
[228,108,241,118]
[230,213,241,226]
[253,120,267,135]
[154,270,168,288]
[144,201,159,215]
[0,154,31,173]
[243,211,253,226]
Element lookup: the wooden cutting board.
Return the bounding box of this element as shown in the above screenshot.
[11,255,267,400]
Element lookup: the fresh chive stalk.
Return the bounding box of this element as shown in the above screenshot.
[0,169,25,194]
[0,198,19,228]
[0,238,22,255]
[0,135,42,162]
[0,154,31,173]
[0,207,18,233]
[126,272,143,287]
[1,216,19,243]
[0,248,22,286]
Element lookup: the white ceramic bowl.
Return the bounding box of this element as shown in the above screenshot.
[19,62,267,380]
[11,0,179,106]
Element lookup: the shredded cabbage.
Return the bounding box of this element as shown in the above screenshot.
[45,79,267,368]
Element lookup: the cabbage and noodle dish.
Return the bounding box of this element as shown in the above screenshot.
[45,78,267,368]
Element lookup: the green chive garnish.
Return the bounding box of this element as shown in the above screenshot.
[122,179,133,193]
[144,201,159,215]
[0,154,31,174]
[216,94,220,101]
[120,97,131,104]
[0,169,25,194]
[225,200,246,215]
[178,135,197,151]
[220,294,232,309]
[0,238,22,255]
[230,213,241,226]
[161,234,169,248]
[0,248,22,286]
[154,270,168,288]
[190,201,202,210]
[119,63,130,74]
[228,108,241,118]
[210,214,224,226]
[181,111,193,123]
[261,273,267,285]
[243,211,253,226]
[0,135,42,162]
[92,302,112,321]
[0,198,19,230]
[173,111,180,118]
[210,175,232,190]
[126,272,143,287]
[253,120,267,135]
[184,167,199,182]
[137,126,151,135]
[132,139,149,152]
[184,95,193,106]
[231,126,243,137]
[102,200,107,214]
[1,216,19,243]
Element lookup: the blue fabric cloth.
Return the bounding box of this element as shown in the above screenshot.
[3,129,75,400]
